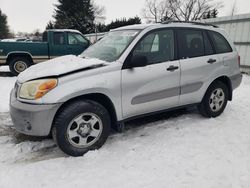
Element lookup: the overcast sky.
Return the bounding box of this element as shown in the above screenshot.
[0,0,249,33]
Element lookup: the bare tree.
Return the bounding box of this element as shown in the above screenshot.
[142,0,223,23]
[91,1,106,23]
[142,0,174,23]
[169,0,223,21]
[230,0,237,16]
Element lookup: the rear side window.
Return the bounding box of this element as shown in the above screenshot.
[208,31,232,54]
[54,32,65,45]
[177,29,204,58]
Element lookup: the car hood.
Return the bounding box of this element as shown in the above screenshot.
[18,55,108,83]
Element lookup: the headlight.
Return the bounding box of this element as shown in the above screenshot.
[19,79,57,100]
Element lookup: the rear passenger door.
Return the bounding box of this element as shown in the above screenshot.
[177,28,221,105]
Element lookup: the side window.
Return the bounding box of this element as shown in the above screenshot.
[203,31,214,55]
[54,32,65,45]
[132,30,174,64]
[208,31,232,54]
[178,29,204,58]
[68,33,88,45]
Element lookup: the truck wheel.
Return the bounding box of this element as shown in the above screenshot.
[52,100,111,157]
[9,57,31,76]
[198,81,229,118]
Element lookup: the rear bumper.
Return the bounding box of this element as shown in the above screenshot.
[230,73,242,90]
[10,89,61,136]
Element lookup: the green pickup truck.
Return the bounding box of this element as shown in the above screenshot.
[0,29,91,75]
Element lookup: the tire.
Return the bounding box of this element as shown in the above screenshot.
[198,81,229,118]
[9,57,32,76]
[52,100,111,157]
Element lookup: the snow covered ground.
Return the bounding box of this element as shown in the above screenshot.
[0,72,250,188]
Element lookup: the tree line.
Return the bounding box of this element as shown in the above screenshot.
[46,0,142,34]
[142,0,221,23]
[0,0,223,39]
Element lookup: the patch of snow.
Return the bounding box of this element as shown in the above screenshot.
[0,77,16,112]
[18,55,107,83]
[0,75,249,188]
[0,66,10,72]
[1,39,18,42]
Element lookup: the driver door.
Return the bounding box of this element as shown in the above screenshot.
[121,29,180,119]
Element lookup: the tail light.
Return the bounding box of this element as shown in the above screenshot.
[238,55,241,67]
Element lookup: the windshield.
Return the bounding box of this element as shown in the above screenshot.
[81,30,139,62]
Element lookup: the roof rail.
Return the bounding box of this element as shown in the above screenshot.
[161,20,218,28]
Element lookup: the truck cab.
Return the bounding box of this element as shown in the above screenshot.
[43,29,90,57]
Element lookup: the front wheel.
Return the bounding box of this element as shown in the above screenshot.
[198,81,229,118]
[52,100,111,157]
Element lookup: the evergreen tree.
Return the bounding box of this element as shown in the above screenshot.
[127,16,141,25]
[203,9,218,19]
[95,23,108,33]
[106,16,141,31]
[211,9,218,18]
[0,9,10,39]
[52,0,95,34]
[46,21,55,30]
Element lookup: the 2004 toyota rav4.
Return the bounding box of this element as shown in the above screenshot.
[10,22,242,156]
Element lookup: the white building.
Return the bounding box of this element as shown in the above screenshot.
[204,13,250,72]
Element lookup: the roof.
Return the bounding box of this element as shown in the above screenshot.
[112,22,218,32]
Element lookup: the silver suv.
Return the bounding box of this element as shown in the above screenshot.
[10,22,242,156]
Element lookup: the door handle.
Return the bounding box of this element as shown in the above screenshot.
[207,59,216,64]
[167,65,179,72]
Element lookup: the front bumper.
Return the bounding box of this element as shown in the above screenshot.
[10,89,62,136]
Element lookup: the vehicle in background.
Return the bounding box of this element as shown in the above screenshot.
[84,32,107,43]
[0,29,91,75]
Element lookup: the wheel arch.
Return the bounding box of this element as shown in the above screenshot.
[207,75,233,101]
[6,52,33,64]
[52,93,118,131]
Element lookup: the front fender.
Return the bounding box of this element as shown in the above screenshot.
[41,70,122,120]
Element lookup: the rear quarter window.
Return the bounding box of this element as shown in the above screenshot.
[54,32,65,45]
[208,31,232,54]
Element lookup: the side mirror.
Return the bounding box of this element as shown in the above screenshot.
[127,55,148,69]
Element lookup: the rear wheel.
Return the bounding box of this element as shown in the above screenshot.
[52,100,111,157]
[9,57,32,76]
[198,81,229,118]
